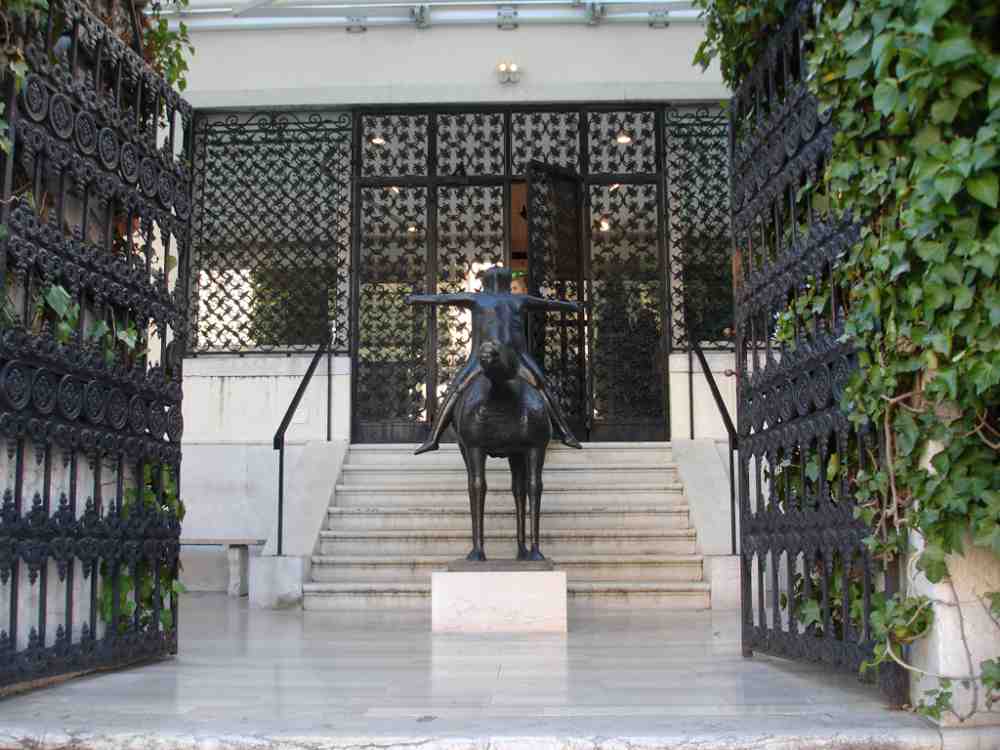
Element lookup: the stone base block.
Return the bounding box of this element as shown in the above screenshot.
[709,555,741,610]
[249,555,305,609]
[432,570,567,633]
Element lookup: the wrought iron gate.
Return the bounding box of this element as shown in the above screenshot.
[732,1,906,702]
[526,161,588,440]
[1,0,190,689]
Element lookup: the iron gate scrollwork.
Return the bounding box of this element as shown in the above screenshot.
[189,110,353,354]
[526,161,587,441]
[732,1,906,702]
[1,0,190,689]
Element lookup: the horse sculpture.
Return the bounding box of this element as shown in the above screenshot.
[406,266,581,561]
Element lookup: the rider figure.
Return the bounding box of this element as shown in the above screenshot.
[407,265,583,455]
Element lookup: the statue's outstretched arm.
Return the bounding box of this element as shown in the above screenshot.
[523,296,582,314]
[406,293,476,308]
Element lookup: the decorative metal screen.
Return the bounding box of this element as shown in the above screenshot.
[732,1,906,703]
[526,162,587,439]
[1,0,189,689]
[665,106,732,350]
[589,182,665,440]
[184,103,735,441]
[189,110,352,353]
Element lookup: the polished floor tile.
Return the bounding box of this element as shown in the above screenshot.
[0,593,939,750]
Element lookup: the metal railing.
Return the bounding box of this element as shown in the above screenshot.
[690,341,738,556]
[272,331,333,556]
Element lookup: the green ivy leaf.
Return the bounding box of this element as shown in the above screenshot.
[967,172,998,208]
[919,0,955,22]
[799,599,822,627]
[874,80,900,115]
[844,29,871,55]
[832,1,855,32]
[931,98,960,124]
[44,285,72,319]
[930,35,978,66]
[87,319,110,341]
[933,171,963,201]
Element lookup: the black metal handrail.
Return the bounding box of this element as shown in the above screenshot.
[690,340,739,556]
[273,331,333,556]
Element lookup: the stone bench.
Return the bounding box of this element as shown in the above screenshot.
[181,538,266,597]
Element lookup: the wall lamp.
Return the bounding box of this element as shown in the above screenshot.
[497,61,521,84]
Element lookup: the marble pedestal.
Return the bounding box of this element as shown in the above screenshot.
[432,561,567,633]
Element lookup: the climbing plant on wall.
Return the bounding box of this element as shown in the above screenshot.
[695,0,999,721]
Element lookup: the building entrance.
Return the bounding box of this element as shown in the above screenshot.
[184,103,732,443]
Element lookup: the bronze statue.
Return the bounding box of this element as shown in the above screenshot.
[407,266,582,561]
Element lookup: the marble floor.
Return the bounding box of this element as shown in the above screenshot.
[0,593,944,750]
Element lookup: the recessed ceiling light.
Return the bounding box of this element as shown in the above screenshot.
[407,224,418,233]
[615,132,632,145]
[599,218,611,232]
[370,136,386,145]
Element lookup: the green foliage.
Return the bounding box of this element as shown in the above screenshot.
[862,594,934,673]
[142,1,195,93]
[691,0,789,89]
[99,464,186,632]
[694,0,999,719]
[41,283,142,364]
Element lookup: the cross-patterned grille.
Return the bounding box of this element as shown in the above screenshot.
[189,111,352,353]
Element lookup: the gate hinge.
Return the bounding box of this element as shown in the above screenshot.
[586,3,606,25]
[497,6,518,30]
[345,16,367,32]
[411,5,430,29]
[648,9,670,28]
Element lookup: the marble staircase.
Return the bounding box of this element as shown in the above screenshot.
[302,442,711,610]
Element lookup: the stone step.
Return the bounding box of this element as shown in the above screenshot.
[344,442,674,467]
[333,484,684,507]
[339,463,680,487]
[317,527,698,556]
[325,506,693,531]
[308,553,704,583]
[301,580,711,611]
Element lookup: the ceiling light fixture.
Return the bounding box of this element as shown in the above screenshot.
[370,135,386,145]
[615,131,633,145]
[407,224,419,233]
[610,183,621,192]
[599,218,611,232]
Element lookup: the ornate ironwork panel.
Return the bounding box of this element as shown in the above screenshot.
[511,111,580,175]
[435,185,505,416]
[437,113,505,177]
[354,186,430,443]
[1,0,189,689]
[526,162,588,439]
[589,183,665,440]
[362,114,429,178]
[664,107,733,351]
[587,110,656,175]
[732,1,906,703]
[189,111,352,354]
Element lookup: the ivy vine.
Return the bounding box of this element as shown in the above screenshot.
[694,0,999,721]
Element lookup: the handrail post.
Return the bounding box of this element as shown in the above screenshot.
[689,340,739,557]
[277,441,284,556]
[272,331,332,559]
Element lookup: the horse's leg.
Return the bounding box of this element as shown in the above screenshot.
[464,446,488,561]
[527,445,546,561]
[509,454,529,560]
